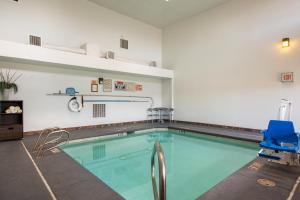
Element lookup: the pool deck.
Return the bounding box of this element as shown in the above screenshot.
[1,122,300,200]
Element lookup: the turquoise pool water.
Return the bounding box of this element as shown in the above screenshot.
[61,130,259,200]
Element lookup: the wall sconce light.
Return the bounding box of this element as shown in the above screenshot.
[282,38,290,48]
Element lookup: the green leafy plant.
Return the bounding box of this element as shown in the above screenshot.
[0,69,22,94]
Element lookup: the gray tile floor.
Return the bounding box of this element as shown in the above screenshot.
[1,122,300,200]
[198,158,300,200]
[0,140,52,200]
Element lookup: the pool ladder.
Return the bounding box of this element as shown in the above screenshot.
[151,141,167,200]
[32,127,70,158]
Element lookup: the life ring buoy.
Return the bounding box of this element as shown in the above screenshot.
[68,97,82,112]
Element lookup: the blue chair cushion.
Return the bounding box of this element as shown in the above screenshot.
[260,141,299,153]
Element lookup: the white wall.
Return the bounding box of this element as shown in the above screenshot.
[163,0,300,130]
[0,0,163,132]
[0,0,161,66]
[1,64,162,132]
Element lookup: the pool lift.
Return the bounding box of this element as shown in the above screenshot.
[258,99,300,166]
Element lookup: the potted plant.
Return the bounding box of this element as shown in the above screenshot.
[0,69,22,100]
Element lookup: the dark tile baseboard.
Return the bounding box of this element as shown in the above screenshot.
[24,120,151,136]
[172,120,261,133]
[24,120,261,136]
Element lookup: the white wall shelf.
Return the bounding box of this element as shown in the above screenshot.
[0,40,173,79]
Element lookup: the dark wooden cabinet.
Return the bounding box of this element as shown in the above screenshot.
[0,101,23,141]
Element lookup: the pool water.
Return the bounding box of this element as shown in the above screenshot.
[61,130,259,200]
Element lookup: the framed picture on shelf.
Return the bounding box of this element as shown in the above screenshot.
[103,79,112,92]
[91,83,99,92]
[127,82,136,92]
[114,81,127,91]
[136,84,143,91]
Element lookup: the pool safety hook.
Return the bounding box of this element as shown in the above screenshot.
[68,97,83,112]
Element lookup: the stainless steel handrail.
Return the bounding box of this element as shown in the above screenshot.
[33,127,60,152]
[34,129,70,158]
[151,141,166,200]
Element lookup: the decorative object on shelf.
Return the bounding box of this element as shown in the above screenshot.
[0,100,23,141]
[136,84,143,91]
[103,79,112,92]
[282,38,290,48]
[5,106,22,114]
[281,72,293,82]
[91,80,98,84]
[98,78,104,84]
[91,80,99,92]
[29,35,41,46]
[113,81,143,92]
[65,87,79,96]
[149,61,157,67]
[80,43,100,57]
[0,69,22,100]
[127,82,136,92]
[114,81,127,91]
[105,51,115,59]
[68,97,83,112]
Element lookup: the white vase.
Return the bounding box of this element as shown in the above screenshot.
[0,89,10,100]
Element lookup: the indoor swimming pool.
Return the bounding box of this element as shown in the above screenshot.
[61,130,259,200]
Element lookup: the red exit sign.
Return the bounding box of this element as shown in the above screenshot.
[281,72,294,82]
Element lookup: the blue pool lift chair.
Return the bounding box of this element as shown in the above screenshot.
[258,120,300,164]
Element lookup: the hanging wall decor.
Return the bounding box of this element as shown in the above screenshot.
[91,84,98,92]
[91,80,99,92]
[127,82,136,92]
[136,84,143,91]
[114,81,127,91]
[103,79,112,92]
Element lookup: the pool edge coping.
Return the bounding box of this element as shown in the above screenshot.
[23,122,268,200]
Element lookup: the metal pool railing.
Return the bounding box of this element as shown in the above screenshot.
[151,141,167,200]
[33,128,70,158]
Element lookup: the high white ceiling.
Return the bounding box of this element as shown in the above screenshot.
[89,0,231,28]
